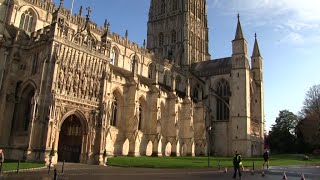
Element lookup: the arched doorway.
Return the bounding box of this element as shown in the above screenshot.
[58,115,83,163]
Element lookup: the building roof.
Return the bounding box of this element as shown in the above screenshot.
[191,57,232,77]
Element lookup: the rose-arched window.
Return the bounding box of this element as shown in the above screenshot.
[19,10,35,32]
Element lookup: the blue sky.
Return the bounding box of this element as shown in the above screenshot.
[54,0,320,131]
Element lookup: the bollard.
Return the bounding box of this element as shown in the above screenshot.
[61,160,65,174]
[252,160,255,171]
[54,168,57,180]
[16,160,20,174]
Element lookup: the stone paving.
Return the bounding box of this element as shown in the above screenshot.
[0,163,319,180]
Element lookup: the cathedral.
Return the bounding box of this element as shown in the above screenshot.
[0,0,264,165]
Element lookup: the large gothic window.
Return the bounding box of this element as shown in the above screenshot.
[111,94,118,127]
[160,0,166,14]
[159,32,164,47]
[171,29,177,44]
[110,47,118,66]
[216,79,230,121]
[12,85,36,132]
[19,10,34,32]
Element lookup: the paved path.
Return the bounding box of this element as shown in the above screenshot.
[0,163,318,180]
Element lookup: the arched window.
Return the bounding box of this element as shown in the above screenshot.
[163,71,169,85]
[111,94,118,127]
[216,79,230,121]
[12,85,36,132]
[148,63,154,79]
[171,29,177,44]
[110,47,118,65]
[160,0,166,14]
[19,10,34,32]
[159,32,164,47]
[130,54,138,73]
[175,76,181,91]
[138,103,142,130]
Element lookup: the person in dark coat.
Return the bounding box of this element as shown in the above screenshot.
[263,149,270,169]
[233,150,242,179]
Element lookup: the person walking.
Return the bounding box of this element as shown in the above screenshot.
[233,150,242,179]
[0,148,4,174]
[263,149,270,169]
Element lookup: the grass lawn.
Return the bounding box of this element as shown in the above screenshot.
[1,161,45,172]
[107,154,320,169]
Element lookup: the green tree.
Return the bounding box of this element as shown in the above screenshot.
[269,110,299,153]
[296,84,320,152]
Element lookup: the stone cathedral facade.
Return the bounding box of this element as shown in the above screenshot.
[0,0,264,165]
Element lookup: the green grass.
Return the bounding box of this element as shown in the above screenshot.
[107,154,320,169]
[1,161,45,172]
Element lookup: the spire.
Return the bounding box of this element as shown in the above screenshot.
[235,13,244,40]
[252,33,261,57]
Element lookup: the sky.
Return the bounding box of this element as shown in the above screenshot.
[53,0,320,131]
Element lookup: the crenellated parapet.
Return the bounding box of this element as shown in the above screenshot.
[24,0,56,13]
[109,32,155,60]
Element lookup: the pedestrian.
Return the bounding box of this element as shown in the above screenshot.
[263,149,269,169]
[233,150,242,179]
[0,148,4,174]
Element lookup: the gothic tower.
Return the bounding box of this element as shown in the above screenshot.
[230,15,252,155]
[147,0,210,66]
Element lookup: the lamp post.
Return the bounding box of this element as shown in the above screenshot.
[207,126,212,168]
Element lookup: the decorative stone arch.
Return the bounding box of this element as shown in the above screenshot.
[57,109,89,163]
[16,79,37,98]
[16,5,39,32]
[59,110,89,134]
[11,80,37,134]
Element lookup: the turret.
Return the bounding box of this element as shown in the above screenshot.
[251,33,263,82]
[232,14,249,69]
[230,14,252,156]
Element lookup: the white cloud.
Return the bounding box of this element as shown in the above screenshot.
[208,0,320,46]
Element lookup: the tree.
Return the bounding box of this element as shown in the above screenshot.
[268,110,299,153]
[301,84,320,118]
[297,84,320,152]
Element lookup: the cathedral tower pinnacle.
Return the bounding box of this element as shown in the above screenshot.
[147,0,210,67]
